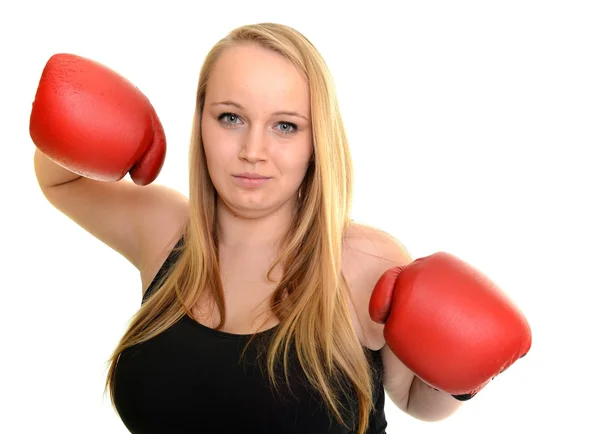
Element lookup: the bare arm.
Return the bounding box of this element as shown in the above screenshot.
[405,375,463,421]
[33,149,189,272]
[381,345,462,422]
[346,223,463,422]
[34,149,82,189]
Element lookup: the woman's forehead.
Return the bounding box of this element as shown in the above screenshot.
[205,44,310,115]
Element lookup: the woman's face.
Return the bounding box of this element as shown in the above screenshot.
[201,43,313,219]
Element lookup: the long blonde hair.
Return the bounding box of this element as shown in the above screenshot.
[105,23,377,433]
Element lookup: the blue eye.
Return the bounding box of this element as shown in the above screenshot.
[218,112,241,125]
[275,122,297,135]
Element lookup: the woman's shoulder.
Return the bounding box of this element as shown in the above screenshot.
[342,221,413,350]
[343,221,413,267]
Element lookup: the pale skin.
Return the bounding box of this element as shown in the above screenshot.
[34,43,462,422]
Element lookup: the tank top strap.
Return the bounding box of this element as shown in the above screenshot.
[142,235,185,304]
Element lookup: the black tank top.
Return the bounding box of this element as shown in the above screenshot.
[113,239,388,433]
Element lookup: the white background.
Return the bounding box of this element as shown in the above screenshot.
[2,1,599,432]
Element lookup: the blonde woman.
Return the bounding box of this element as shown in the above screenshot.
[30,23,531,434]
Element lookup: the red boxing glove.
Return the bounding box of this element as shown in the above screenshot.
[369,252,532,400]
[30,53,166,186]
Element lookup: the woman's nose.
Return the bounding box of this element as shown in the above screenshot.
[238,128,267,162]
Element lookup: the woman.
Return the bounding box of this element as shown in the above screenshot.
[31,23,531,433]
